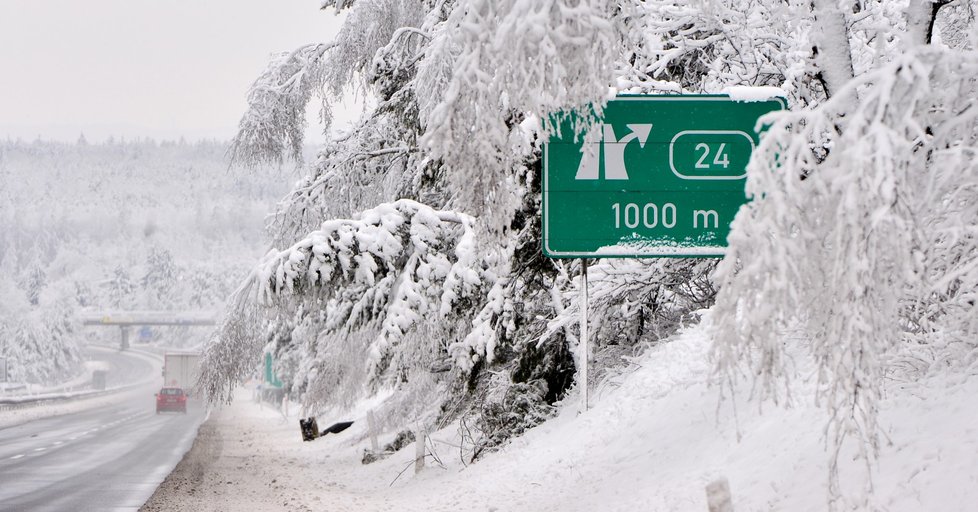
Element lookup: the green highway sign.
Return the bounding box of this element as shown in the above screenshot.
[543,95,786,258]
[264,352,283,388]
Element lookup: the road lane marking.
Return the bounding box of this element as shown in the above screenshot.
[53,441,63,446]
[34,447,46,452]
[10,454,24,459]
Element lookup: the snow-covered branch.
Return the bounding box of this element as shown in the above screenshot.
[420,0,616,220]
[202,199,490,405]
[229,43,334,167]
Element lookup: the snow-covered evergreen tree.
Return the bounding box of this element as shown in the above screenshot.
[141,246,177,309]
[0,272,81,384]
[24,264,46,306]
[105,266,135,310]
[207,0,722,445]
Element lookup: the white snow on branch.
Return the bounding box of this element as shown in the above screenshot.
[242,199,484,375]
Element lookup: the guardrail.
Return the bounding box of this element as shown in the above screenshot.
[0,383,143,413]
[0,345,164,414]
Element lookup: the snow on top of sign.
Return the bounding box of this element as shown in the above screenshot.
[722,86,787,103]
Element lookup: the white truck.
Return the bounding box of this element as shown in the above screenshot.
[162,352,201,396]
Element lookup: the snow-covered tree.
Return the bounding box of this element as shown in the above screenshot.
[208,0,736,450]
[708,0,978,504]
[105,266,135,309]
[0,275,81,384]
[24,264,46,306]
[141,246,177,309]
[210,0,616,432]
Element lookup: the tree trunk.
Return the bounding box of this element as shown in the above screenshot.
[906,0,953,45]
[812,0,855,98]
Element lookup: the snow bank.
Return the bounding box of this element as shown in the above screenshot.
[193,324,978,511]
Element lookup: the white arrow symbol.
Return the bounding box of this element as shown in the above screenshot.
[574,123,653,180]
[603,124,653,180]
[574,127,603,180]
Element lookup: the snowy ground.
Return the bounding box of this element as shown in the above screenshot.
[142,324,978,511]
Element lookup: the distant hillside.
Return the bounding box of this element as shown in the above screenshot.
[0,138,294,383]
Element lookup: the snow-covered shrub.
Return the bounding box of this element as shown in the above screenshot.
[361,428,416,465]
[541,259,717,348]
[470,378,555,461]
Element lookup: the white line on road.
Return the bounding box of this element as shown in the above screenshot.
[33,447,46,452]
[10,454,24,459]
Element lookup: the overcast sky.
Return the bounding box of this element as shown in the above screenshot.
[0,0,352,143]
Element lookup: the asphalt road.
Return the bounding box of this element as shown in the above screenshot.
[0,347,207,512]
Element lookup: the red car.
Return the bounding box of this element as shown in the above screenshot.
[155,387,187,414]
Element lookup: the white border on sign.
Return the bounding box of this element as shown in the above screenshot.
[668,130,754,180]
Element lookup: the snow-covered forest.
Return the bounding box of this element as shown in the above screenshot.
[0,138,290,383]
[198,0,977,507]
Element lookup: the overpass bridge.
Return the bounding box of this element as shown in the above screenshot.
[79,311,218,349]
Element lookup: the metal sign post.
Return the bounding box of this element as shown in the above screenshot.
[579,260,589,411]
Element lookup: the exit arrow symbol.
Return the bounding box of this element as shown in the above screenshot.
[575,123,654,181]
[603,123,653,180]
[620,124,653,148]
